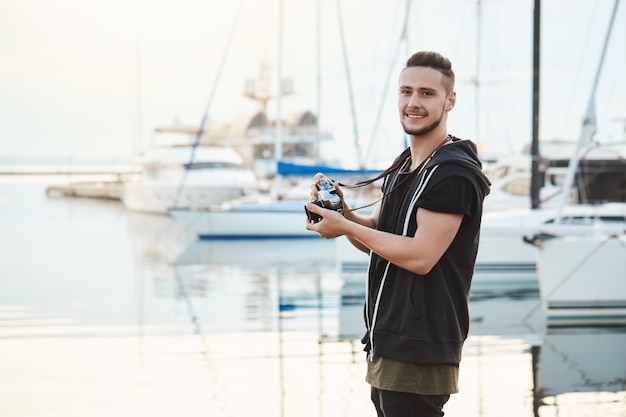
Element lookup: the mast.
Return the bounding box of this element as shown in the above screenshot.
[364,0,412,165]
[530,0,542,209]
[315,0,321,161]
[173,0,244,208]
[475,0,482,146]
[335,0,363,168]
[555,0,620,221]
[274,0,285,199]
[134,36,144,156]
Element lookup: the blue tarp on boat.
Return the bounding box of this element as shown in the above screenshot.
[277,161,382,177]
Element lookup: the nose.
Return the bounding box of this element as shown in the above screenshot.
[407,92,421,107]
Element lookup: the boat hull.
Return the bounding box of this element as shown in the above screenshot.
[123,168,257,214]
[169,201,318,239]
[535,233,626,326]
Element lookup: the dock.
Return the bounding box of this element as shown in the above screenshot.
[0,163,138,201]
[46,180,126,200]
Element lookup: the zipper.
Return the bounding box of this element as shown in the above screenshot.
[402,166,438,235]
[369,261,391,359]
[366,164,439,359]
[366,162,406,359]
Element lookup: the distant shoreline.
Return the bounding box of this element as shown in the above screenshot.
[0,164,138,176]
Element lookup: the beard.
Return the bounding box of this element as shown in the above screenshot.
[401,104,445,136]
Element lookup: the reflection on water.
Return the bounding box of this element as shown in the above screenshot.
[0,179,625,416]
[533,326,626,416]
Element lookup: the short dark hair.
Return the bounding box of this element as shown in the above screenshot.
[405,51,455,94]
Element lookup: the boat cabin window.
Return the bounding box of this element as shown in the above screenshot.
[551,159,626,204]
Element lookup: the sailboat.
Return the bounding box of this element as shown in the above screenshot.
[475,0,626,288]
[122,5,261,216]
[520,0,626,326]
[332,0,626,294]
[166,71,361,239]
[168,0,383,240]
[476,137,626,282]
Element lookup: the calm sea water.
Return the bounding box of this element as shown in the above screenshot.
[0,176,624,417]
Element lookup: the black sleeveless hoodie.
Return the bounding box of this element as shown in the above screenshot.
[362,137,491,365]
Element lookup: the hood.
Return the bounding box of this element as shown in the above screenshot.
[426,136,491,197]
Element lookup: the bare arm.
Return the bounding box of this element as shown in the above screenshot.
[342,201,380,254]
[305,202,462,275]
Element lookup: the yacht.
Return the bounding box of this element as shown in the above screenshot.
[122,142,258,215]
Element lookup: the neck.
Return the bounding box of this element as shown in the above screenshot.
[408,131,450,171]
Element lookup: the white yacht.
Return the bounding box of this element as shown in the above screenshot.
[122,143,258,215]
[519,140,626,325]
[526,206,626,326]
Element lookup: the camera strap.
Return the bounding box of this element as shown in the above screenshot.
[333,135,451,214]
[337,157,422,214]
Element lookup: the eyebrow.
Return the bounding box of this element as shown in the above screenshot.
[399,85,438,92]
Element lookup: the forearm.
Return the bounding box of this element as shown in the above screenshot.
[341,202,377,253]
[341,196,378,227]
[344,209,463,275]
[345,235,370,254]
[343,222,427,273]
[342,208,376,229]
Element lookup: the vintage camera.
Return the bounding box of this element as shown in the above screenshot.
[305,177,343,223]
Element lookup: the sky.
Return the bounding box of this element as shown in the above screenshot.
[1,0,625,168]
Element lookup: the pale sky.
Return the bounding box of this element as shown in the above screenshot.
[1,0,625,167]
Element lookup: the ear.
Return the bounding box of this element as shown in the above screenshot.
[446,92,456,111]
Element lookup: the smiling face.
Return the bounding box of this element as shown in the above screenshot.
[398,66,456,137]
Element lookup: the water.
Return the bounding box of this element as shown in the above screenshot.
[0,176,625,417]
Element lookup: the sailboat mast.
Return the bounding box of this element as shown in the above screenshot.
[315,0,322,162]
[530,0,542,209]
[274,0,285,198]
[134,36,144,156]
[555,0,620,221]
[335,0,363,168]
[173,0,244,208]
[475,0,482,146]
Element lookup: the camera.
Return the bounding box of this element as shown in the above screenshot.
[305,177,343,223]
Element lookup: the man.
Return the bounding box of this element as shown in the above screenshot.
[305,50,491,416]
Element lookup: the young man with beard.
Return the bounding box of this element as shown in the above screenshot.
[305,50,491,416]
